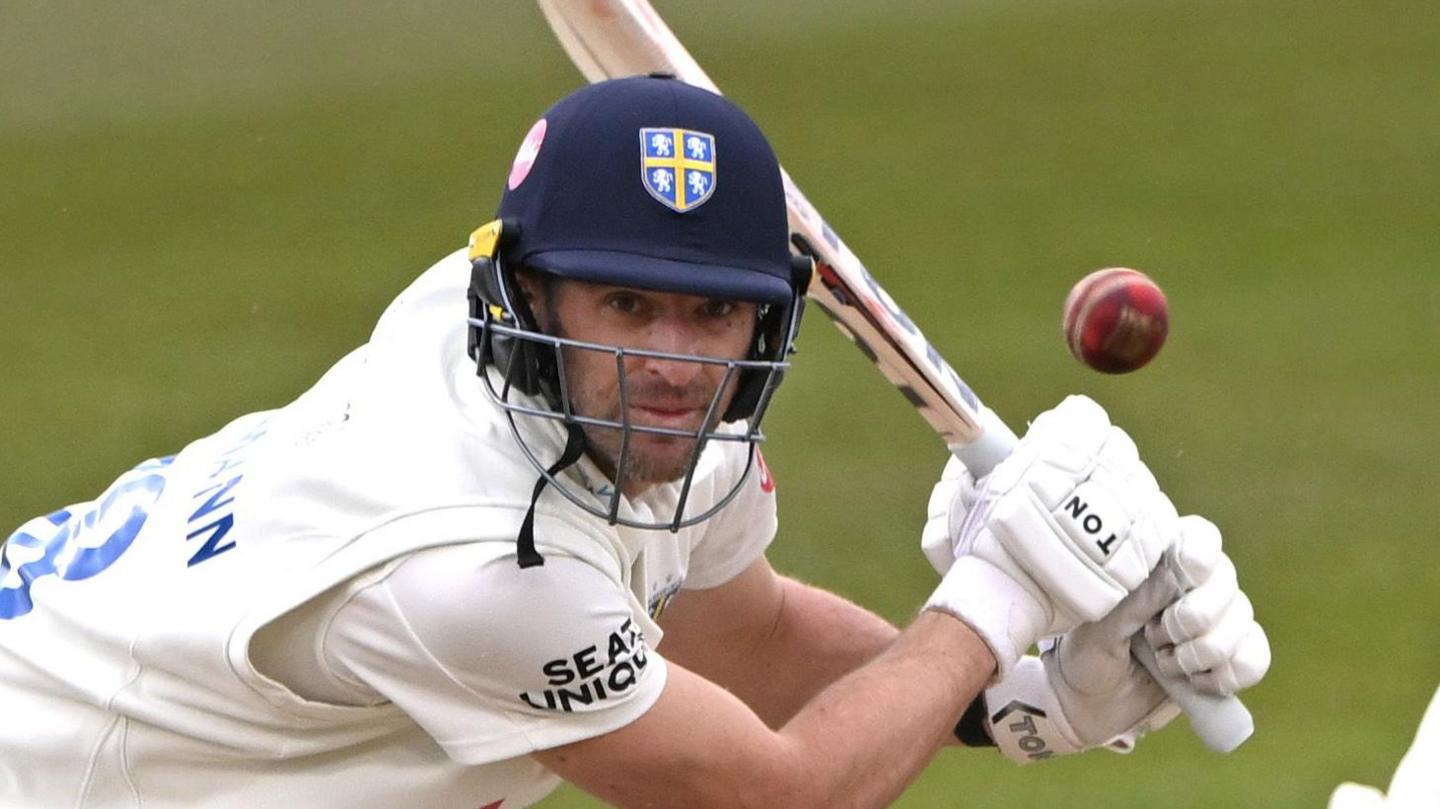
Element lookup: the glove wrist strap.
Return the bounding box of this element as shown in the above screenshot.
[953,695,995,747]
[925,556,1046,682]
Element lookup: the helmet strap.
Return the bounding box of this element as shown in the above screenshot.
[514,422,587,569]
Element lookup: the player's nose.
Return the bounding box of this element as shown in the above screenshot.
[640,352,705,389]
[635,320,708,388]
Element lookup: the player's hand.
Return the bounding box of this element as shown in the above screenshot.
[923,395,1180,678]
[1133,516,1271,698]
[980,515,1270,764]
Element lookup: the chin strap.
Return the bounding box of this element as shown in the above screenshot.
[515,423,587,569]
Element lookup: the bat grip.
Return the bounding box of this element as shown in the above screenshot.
[950,409,1254,753]
[946,407,1017,478]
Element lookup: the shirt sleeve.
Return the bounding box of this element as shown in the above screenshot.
[682,446,779,590]
[319,542,667,765]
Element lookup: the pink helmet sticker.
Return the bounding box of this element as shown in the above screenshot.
[508,118,548,190]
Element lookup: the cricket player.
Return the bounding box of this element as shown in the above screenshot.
[0,76,1269,808]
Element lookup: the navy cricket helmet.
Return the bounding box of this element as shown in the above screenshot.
[466,75,811,557]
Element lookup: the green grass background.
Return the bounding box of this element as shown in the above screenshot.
[3,1,1437,806]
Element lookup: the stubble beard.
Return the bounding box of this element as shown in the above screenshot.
[529,289,741,496]
[569,369,724,493]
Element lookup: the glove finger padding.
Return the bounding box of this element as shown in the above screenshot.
[1154,588,1254,676]
[988,426,1178,632]
[1180,623,1272,696]
[1149,554,1239,646]
[1139,516,1272,696]
[1166,514,1224,588]
[1015,394,1116,462]
[921,456,979,575]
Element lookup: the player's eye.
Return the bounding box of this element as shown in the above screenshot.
[606,292,643,314]
[701,300,735,318]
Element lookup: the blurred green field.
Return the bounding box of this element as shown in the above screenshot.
[3,1,1438,806]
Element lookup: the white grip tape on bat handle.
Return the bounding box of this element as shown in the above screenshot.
[946,406,1018,478]
[950,407,1254,754]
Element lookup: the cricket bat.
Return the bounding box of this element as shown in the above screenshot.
[534,0,1253,753]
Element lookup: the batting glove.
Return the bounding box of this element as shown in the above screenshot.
[980,515,1271,763]
[923,395,1181,679]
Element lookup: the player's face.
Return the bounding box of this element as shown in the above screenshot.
[520,276,757,494]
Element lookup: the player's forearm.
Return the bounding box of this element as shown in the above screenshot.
[737,576,899,726]
[771,610,994,808]
[537,605,995,809]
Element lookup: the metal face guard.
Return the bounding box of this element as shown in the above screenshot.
[469,316,788,531]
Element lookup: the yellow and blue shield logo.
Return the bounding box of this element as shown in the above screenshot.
[640,128,716,212]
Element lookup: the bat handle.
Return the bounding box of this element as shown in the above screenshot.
[950,407,1254,753]
[946,408,1018,477]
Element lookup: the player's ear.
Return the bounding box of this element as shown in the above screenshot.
[511,267,547,319]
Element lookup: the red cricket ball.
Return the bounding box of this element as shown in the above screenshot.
[1063,267,1169,374]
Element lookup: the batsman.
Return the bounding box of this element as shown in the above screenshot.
[0,76,1269,808]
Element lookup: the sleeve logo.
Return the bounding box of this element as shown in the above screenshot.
[519,618,651,712]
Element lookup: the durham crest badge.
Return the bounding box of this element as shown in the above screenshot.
[639,128,716,212]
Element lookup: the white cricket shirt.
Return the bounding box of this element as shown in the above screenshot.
[0,249,778,808]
